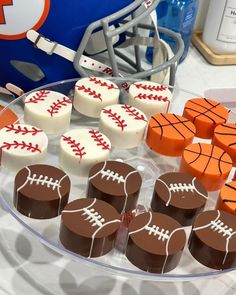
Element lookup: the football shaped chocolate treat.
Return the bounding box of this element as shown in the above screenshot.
[87,161,142,213]
[151,172,208,226]
[126,212,186,273]
[60,198,121,257]
[189,210,236,270]
[14,164,70,219]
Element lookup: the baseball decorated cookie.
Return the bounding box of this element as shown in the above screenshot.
[74,77,120,118]
[213,123,236,166]
[189,210,236,270]
[99,104,147,149]
[151,172,208,226]
[14,164,71,219]
[126,212,186,273]
[146,113,196,157]
[216,181,236,216]
[183,98,229,139]
[60,198,121,257]
[87,160,142,213]
[24,90,72,134]
[59,128,111,176]
[0,123,48,171]
[180,143,232,191]
[127,81,172,119]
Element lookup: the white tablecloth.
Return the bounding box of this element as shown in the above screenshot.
[1,45,236,295]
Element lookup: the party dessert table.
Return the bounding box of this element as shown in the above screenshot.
[0,44,236,295]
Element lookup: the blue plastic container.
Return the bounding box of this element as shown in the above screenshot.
[146,0,199,63]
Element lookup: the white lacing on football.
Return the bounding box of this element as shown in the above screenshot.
[169,183,195,193]
[82,207,105,227]
[145,225,170,242]
[100,169,125,184]
[27,174,61,190]
[210,219,233,238]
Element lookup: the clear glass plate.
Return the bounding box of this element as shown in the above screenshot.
[0,78,236,281]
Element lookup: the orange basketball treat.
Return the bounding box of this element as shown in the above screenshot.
[216,181,236,216]
[0,105,18,129]
[213,123,236,166]
[146,113,196,157]
[180,143,232,191]
[183,98,229,139]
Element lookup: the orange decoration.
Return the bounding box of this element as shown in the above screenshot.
[0,105,18,129]
[183,98,229,139]
[213,123,236,166]
[216,181,236,216]
[180,143,232,191]
[146,113,196,157]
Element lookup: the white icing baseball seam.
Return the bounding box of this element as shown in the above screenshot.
[129,211,153,236]
[192,178,208,199]
[89,219,121,258]
[100,169,125,184]
[62,198,97,214]
[57,174,69,216]
[157,177,207,207]
[27,174,61,190]
[223,231,236,265]
[162,227,185,274]
[193,210,236,267]
[16,166,31,210]
[82,208,105,227]
[144,225,170,241]
[122,170,138,213]
[193,211,221,232]
[88,162,107,181]
[156,178,171,206]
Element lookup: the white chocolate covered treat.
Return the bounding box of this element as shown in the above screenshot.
[59,128,111,176]
[99,104,147,149]
[73,77,120,118]
[0,124,48,171]
[128,81,172,119]
[24,90,72,134]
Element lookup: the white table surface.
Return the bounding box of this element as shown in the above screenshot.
[1,44,236,295]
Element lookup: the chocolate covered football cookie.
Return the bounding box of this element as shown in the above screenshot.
[14,164,70,219]
[60,198,121,257]
[87,161,142,213]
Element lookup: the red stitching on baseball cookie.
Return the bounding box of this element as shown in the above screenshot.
[47,97,72,117]
[25,90,50,104]
[102,109,127,131]
[121,105,147,121]
[89,77,119,90]
[1,141,41,153]
[76,85,102,101]
[62,136,86,160]
[134,83,167,92]
[135,93,169,102]
[5,125,43,136]
[89,129,111,150]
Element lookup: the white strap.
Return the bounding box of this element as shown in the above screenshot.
[26,30,75,61]
[26,30,116,75]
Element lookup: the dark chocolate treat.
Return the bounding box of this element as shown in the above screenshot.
[14,164,70,219]
[87,161,142,213]
[151,172,208,226]
[60,198,121,257]
[189,210,236,270]
[126,212,186,273]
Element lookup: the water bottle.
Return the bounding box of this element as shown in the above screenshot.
[146,0,199,63]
